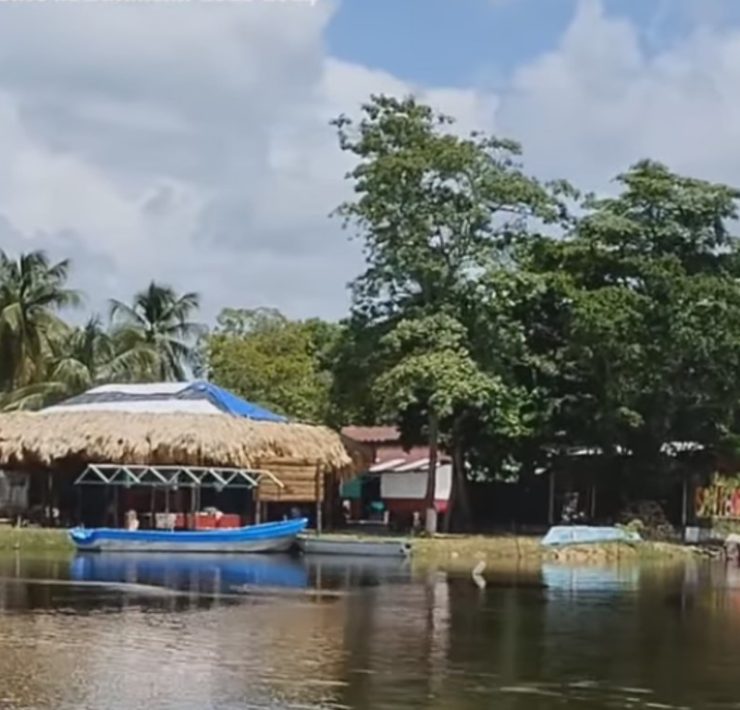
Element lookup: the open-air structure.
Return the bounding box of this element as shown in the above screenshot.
[0,382,368,530]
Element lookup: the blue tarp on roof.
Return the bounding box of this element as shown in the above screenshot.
[50,381,288,423]
[186,381,287,423]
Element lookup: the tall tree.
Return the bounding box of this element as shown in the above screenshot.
[110,282,203,381]
[333,95,566,530]
[0,250,80,393]
[514,160,740,499]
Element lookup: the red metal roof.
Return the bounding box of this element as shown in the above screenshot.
[341,425,400,443]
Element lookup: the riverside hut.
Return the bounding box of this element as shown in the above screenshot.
[0,382,368,529]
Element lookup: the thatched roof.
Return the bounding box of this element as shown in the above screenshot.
[0,411,369,478]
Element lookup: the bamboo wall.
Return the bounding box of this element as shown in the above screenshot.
[258,463,323,502]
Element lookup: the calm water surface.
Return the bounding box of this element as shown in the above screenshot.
[1,552,740,709]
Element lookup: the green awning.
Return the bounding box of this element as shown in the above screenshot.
[340,476,364,500]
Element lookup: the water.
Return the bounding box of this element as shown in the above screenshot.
[1,554,740,709]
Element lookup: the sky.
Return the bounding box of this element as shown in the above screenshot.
[2,0,740,323]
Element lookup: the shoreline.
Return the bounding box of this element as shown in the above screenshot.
[411,534,696,569]
[0,527,699,566]
[0,527,74,553]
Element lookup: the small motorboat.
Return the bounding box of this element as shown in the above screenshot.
[69,518,308,553]
[298,534,411,558]
[541,525,641,547]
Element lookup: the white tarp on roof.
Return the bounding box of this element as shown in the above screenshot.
[42,381,288,422]
[44,399,220,415]
[87,383,189,396]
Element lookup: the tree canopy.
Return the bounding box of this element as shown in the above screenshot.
[204,307,340,423]
[4,93,740,532]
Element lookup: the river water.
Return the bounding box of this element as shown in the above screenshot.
[0,553,739,709]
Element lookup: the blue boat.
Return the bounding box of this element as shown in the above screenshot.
[541,525,641,547]
[69,518,308,553]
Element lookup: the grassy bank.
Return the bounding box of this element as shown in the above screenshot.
[0,527,73,553]
[0,526,696,564]
[410,534,694,570]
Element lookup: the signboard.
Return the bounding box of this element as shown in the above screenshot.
[696,477,740,519]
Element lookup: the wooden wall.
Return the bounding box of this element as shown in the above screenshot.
[257,463,324,503]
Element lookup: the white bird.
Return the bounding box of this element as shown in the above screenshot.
[472,560,486,589]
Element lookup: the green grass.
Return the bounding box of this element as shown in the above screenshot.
[0,527,74,553]
[0,526,695,565]
[409,534,694,570]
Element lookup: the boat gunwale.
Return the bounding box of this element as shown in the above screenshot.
[69,518,308,546]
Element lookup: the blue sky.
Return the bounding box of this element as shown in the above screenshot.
[326,0,727,87]
[1,0,740,322]
[328,0,574,87]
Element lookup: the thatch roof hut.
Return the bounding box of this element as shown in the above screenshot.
[0,383,370,510]
[0,411,366,477]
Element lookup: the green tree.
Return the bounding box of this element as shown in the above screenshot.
[333,95,565,529]
[0,250,80,394]
[206,307,340,423]
[514,160,740,500]
[334,95,567,319]
[46,315,156,398]
[110,282,203,381]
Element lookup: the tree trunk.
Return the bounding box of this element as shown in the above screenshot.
[443,456,456,534]
[453,442,471,532]
[425,410,439,534]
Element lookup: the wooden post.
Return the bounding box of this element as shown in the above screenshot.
[326,473,335,531]
[590,483,597,520]
[76,485,83,527]
[548,469,556,525]
[425,411,440,534]
[46,471,52,524]
[315,467,323,535]
[681,472,688,528]
[254,485,261,524]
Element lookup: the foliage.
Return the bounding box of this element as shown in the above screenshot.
[110,282,203,382]
[333,94,571,320]
[516,160,740,467]
[332,95,562,469]
[206,307,340,423]
[6,92,740,530]
[0,250,80,393]
[0,254,203,410]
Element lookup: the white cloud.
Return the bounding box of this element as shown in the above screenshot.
[2,0,739,328]
[0,2,501,323]
[497,0,740,193]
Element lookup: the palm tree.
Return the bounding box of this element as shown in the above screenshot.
[0,250,80,393]
[110,282,203,381]
[48,315,154,395]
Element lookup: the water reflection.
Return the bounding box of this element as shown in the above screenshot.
[541,562,641,594]
[70,552,310,594]
[3,555,740,708]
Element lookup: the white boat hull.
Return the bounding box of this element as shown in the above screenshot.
[298,536,411,558]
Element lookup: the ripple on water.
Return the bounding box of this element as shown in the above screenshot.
[1,555,738,709]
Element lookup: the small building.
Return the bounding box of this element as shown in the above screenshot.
[340,426,451,528]
[0,381,367,529]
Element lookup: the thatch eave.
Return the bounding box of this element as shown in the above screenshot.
[0,411,370,480]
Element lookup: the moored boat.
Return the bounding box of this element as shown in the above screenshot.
[298,534,411,558]
[69,518,308,553]
[541,525,641,547]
